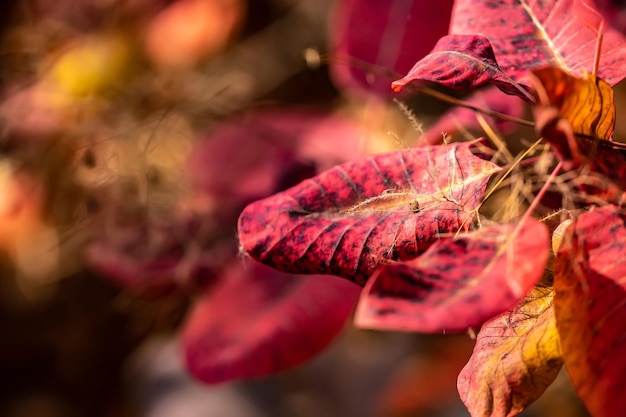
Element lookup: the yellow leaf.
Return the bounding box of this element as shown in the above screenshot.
[458,286,562,417]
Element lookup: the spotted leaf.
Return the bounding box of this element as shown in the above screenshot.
[238,140,501,285]
[450,0,626,86]
[354,218,550,332]
[391,35,534,101]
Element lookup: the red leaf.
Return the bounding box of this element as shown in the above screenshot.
[182,260,360,384]
[458,286,562,417]
[450,0,626,86]
[238,140,501,285]
[554,205,626,417]
[420,86,525,145]
[330,0,454,96]
[391,35,534,101]
[354,219,549,332]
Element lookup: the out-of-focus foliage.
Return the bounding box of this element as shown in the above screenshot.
[0,0,594,416]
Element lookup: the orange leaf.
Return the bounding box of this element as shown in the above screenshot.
[458,286,562,417]
[554,205,626,417]
[531,66,615,140]
[529,66,618,171]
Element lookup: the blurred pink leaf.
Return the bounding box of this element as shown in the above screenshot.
[182,260,360,384]
[86,213,228,295]
[88,109,367,294]
[189,110,368,208]
[330,0,453,97]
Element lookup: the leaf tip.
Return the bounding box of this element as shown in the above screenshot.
[391,80,405,93]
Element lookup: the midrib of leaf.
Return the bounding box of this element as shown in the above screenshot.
[338,167,500,214]
[518,0,568,71]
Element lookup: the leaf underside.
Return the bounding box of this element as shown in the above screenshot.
[529,66,626,199]
[531,66,615,141]
[392,35,534,101]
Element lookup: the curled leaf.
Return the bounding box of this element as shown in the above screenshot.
[554,205,626,417]
[354,218,550,332]
[531,66,615,140]
[391,35,533,101]
[458,286,562,417]
[238,140,501,284]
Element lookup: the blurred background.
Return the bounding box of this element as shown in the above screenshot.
[0,0,594,416]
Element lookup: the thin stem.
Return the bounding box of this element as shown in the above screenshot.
[481,138,543,207]
[475,112,515,162]
[520,161,563,226]
[455,138,543,236]
[417,86,535,128]
[593,19,605,77]
[502,160,563,246]
[321,53,535,128]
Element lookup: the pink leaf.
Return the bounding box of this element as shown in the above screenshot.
[182,260,360,384]
[86,214,228,295]
[450,0,626,86]
[238,140,501,285]
[354,219,549,332]
[190,110,366,207]
[391,35,534,101]
[330,0,453,96]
